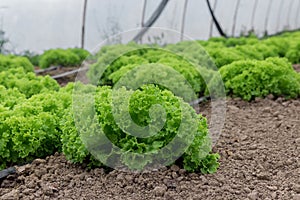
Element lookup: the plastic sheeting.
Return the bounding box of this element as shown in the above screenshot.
[0,0,299,53]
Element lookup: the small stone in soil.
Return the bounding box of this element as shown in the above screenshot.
[293,194,300,200]
[266,94,274,100]
[0,189,19,200]
[292,184,300,193]
[32,158,46,165]
[295,138,300,146]
[256,172,271,181]
[170,165,180,172]
[153,185,167,197]
[248,191,258,200]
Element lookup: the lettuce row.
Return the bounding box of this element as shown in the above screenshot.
[39,48,90,69]
[215,57,300,101]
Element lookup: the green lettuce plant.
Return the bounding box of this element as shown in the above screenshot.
[61,84,219,173]
[0,55,34,72]
[0,88,71,169]
[218,57,300,100]
[0,68,59,98]
[39,48,90,69]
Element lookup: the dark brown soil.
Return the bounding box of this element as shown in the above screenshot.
[293,64,300,73]
[36,67,78,86]
[1,97,299,200]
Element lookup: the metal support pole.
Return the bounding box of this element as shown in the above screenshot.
[180,0,188,41]
[264,0,273,35]
[141,0,147,27]
[250,0,258,31]
[287,0,295,29]
[276,0,284,32]
[81,0,88,48]
[296,0,300,28]
[231,0,241,36]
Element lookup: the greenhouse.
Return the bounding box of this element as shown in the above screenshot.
[0,0,300,199]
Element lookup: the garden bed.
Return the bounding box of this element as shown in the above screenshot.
[35,66,79,86]
[1,97,299,200]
